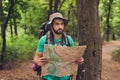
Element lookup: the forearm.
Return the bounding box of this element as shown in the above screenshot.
[33,52,48,66]
[33,52,43,65]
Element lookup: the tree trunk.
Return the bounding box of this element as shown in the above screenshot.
[58,0,66,11]
[0,0,4,35]
[1,0,14,70]
[54,0,60,12]
[106,0,113,41]
[48,0,53,17]
[0,0,4,70]
[10,19,13,37]
[48,0,60,17]
[24,12,27,33]
[76,0,102,80]
[112,33,116,40]
[13,18,18,36]
[0,0,4,21]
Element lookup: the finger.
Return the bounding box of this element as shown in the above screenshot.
[38,59,48,62]
[40,57,48,60]
[78,57,84,62]
[38,57,48,61]
[37,61,48,66]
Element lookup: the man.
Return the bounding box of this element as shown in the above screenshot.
[33,12,84,80]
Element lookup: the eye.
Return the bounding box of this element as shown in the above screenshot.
[61,23,64,25]
[54,23,59,25]
[56,23,59,25]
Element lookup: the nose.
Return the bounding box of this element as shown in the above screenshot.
[59,24,63,28]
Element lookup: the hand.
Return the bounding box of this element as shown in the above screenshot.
[34,57,48,67]
[75,57,84,64]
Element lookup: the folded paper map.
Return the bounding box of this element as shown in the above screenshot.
[42,45,87,76]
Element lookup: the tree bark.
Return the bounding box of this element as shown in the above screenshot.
[54,0,60,12]
[0,0,4,70]
[13,18,18,35]
[1,0,14,70]
[10,19,13,37]
[48,0,53,17]
[76,0,102,80]
[0,0,4,35]
[106,0,113,41]
[58,0,66,11]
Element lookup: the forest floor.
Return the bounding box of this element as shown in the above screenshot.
[0,40,120,80]
[102,41,120,80]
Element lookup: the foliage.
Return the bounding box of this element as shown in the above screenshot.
[99,0,120,40]
[5,34,38,63]
[112,48,120,62]
[1,0,120,64]
[0,0,79,64]
[18,0,48,36]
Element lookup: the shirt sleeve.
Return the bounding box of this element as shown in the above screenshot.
[67,35,74,47]
[36,35,46,52]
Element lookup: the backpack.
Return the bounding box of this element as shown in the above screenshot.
[39,21,50,39]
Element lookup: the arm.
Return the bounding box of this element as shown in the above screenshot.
[33,35,48,66]
[34,52,48,67]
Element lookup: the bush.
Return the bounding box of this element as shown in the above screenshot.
[112,48,120,62]
[5,34,38,63]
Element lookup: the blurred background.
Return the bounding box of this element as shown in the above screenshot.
[0,0,120,80]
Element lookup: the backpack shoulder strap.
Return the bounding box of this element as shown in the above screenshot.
[46,31,50,44]
[63,32,70,46]
[46,31,70,46]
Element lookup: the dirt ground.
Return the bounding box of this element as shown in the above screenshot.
[0,41,120,80]
[102,41,120,80]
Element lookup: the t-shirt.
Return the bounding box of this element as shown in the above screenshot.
[36,35,74,52]
[36,35,74,80]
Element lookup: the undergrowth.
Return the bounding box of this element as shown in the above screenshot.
[0,34,38,64]
[112,48,120,62]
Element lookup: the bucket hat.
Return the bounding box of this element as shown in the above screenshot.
[48,12,68,25]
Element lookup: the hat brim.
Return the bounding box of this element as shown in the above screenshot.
[47,17,69,25]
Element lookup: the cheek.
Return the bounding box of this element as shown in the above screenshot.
[62,26,64,29]
[53,25,64,30]
[53,25,58,30]
[61,26,64,30]
[59,25,64,29]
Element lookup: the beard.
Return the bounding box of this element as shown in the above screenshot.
[53,28,64,35]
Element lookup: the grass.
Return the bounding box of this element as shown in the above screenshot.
[112,48,120,62]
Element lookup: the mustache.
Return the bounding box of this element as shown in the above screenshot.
[57,28,63,31]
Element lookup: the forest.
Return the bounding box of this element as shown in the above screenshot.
[0,0,120,80]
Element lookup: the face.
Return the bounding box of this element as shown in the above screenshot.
[52,18,64,34]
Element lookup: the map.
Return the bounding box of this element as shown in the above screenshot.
[42,45,87,76]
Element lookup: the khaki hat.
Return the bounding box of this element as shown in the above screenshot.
[48,12,68,25]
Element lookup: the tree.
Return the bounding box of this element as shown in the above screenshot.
[76,0,102,80]
[48,0,53,16]
[99,0,120,40]
[48,0,60,15]
[0,0,14,70]
[54,0,60,12]
[105,0,113,41]
[0,0,4,70]
[0,0,4,35]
